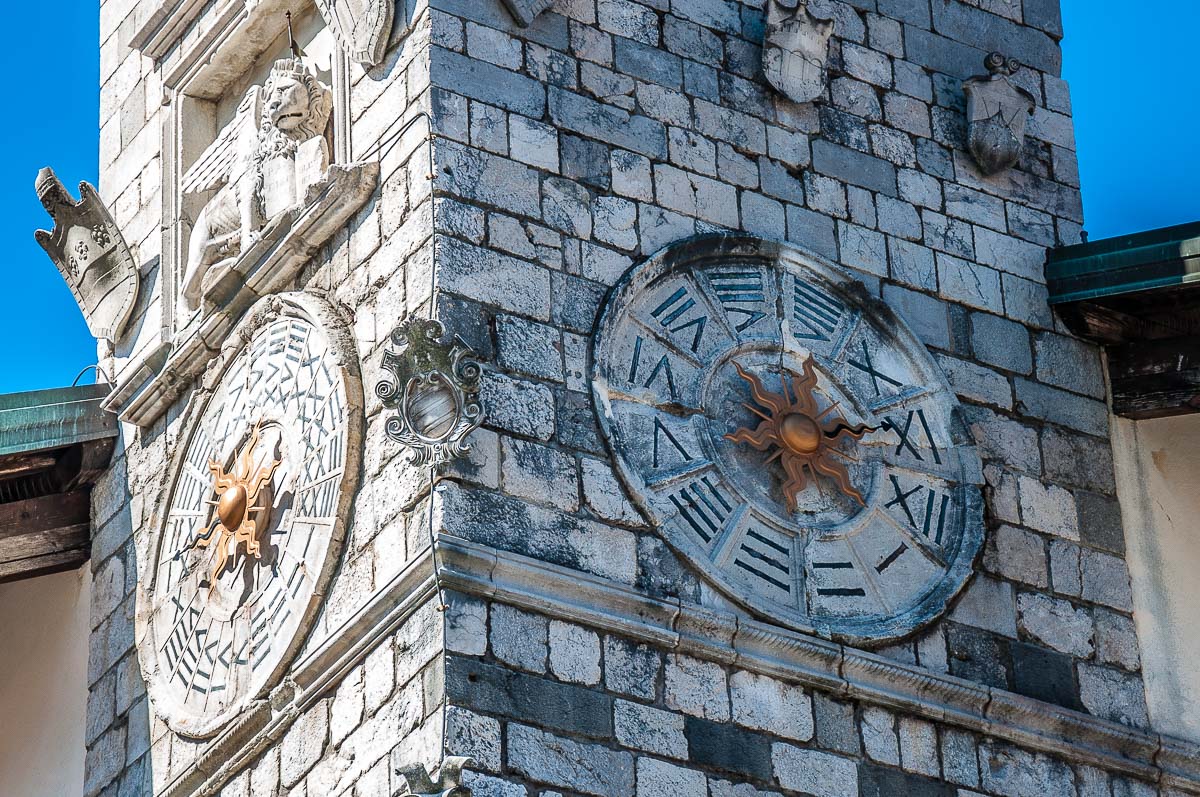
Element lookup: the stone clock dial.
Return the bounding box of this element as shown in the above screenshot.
[591,235,984,645]
[137,294,361,737]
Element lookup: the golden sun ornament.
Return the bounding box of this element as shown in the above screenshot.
[724,358,874,511]
[181,421,282,590]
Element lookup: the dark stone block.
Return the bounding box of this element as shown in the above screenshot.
[436,294,495,360]
[1010,642,1083,711]
[552,272,606,335]
[859,763,955,797]
[819,106,871,152]
[1076,492,1126,556]
[814,692,861,755]
[946,622,1010,690]
[556,389,604,454]
[636,534,700,601]
[685,715,773,781]
[445,656,614,738]
[561,135,611,191]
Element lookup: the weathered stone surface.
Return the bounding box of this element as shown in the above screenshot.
[1078,665,1150,728]
[548,620,602,685]
[772,744,859,797]
[729,670,814,742]
[614,700,687,759]
[1017,592,1093,657]
[665,654,729,721]
[508,724,634,797]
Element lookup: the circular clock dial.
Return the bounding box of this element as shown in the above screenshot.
[592,235,984,644]
[139,296,360,736]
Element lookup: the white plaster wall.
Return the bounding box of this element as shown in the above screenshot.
[1113,415,1200,742]
[0,568,91,796]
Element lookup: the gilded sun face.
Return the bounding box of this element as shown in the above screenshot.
[724,358,873,511]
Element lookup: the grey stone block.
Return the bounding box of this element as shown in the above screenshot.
[1015,378,1109,437]
[879,0,931,28]
[930,1,1061,74]
[508,723,634,797]
[1076,491,1126,555]
[812,140,898,197]
[685,715,774,781]
[1010,641,1084,711]
[970,312,1032,375]
[814,692,861,755]
[786,205,839,261]
[858,764,954,797]
[614,36,682,88]
[432,48,547,117]
[883,284,950,349]
[549,87,667,159]
[946,622,1010,690]
[604,636,661,701]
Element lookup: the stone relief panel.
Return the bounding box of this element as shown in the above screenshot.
[34,168,139,343]
[591,235,985,645]
[963,53,1036,176]
[180,57,333,316]
[762,0,835,104]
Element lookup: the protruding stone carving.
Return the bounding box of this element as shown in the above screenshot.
[35,168,139,342]
[762,0,835,104]
[963,52,1036,176]
[376,319,484,467]
[500,0,555,26]
[396,756,474,796]
[315,0,395,67]
[180,58,334,315]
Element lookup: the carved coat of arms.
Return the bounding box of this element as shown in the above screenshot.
[500,0,555,26]
[35,168,139,343]
[315,0,394,67]
[963,53,1036,176]
[762,0,835,104]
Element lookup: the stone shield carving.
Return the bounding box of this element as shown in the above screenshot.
[500,0,555,26]
[762,0,835,103]
[315,0,394,67]
[963,53,1036,176]
[376,319,484,467]
[34,168,139,343]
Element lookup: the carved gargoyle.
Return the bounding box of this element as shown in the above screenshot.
[314,0,394,66]
[396,756,474,797]
[34,168,139,342]
[180,58,333,314]
[762,0,835,104]
[963,53,1036,176]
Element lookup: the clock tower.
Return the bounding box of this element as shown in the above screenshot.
[72,0,1200,795]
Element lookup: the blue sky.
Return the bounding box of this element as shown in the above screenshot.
[0,3,1196,394]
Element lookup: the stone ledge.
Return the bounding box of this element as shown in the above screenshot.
[435,535,1200,793]
[105,161,379,427]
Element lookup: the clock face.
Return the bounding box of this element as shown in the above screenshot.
[591,236,984,644]
[138,296,361,736]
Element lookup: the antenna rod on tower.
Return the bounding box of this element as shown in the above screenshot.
[286,11,304,59]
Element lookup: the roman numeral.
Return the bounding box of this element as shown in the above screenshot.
[669,476,733,543]
[628,335,679,402]
[876,543,909,573]
[734,527,792,592]
[847,341,904,396]
[793,280,845,341]
[882,409,942,464]
[651,285,708,352]
[653,417,693,468]
[710,271,767,332]
[811,561,866,597]
[885,474,952,545]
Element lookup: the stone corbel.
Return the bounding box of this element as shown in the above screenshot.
[34,168,140,344]
[963,52,1036,175]
[396,756,475,796]
[500,0,555,26]
[762,0,835,104]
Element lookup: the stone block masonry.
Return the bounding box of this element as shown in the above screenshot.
[81,0,1189,794]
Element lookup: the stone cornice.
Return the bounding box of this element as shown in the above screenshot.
[435,536,1200,793]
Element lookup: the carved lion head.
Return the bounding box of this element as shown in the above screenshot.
[260,58,333,143]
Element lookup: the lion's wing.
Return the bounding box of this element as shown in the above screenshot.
[181,86,262,196]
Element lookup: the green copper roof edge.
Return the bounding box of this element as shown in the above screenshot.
[1046,222,1200,304]
[0,383,117,458]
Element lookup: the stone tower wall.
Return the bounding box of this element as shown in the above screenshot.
[82,0,1200,795]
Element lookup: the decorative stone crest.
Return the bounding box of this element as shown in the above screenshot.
[180,57,334,315]
[376,319,484,467]
[396,757,474,796]
[34,168,139,342]
[500,0,555,26]
[315,0,395,67]
[762,0,835,104]
[963,52,1036,176]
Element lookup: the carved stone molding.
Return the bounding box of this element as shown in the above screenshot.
[963,52,1036,176]
[34,168,139,343]
[315,0,394,66]
[376,319,484,467]
[500,0,555,26]
[762,0,835,104]
[103,161,379,427]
